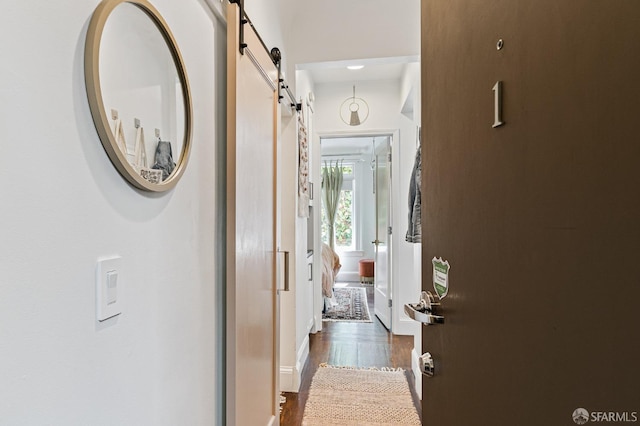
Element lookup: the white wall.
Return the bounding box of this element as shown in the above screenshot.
[396,64,422,337]
[278,106,299,392]
[314,80,400,132]
[284,0,420,64]
[295,71,316,353]
[401,62,424,397]
[245,0,291,63]
[0,1,219,424]
[279,69,316,392]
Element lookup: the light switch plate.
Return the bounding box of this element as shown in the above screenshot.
[96,256,122,321]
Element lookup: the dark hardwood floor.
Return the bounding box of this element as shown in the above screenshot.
[279,283,421,426]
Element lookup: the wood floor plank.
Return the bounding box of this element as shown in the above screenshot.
[358,342,391,368]
[279,283,421,425]
[328,342,359,367]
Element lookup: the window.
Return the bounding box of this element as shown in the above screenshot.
[321,163,356,251]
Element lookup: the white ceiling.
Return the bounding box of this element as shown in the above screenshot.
[282,0,420,85]
[298,57,418,85]
[280,0,420,153]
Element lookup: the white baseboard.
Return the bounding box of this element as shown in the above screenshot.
[296,334,310,379]
[306,317,315,335]
[280,334,311,393]
[280,365,295,392]
[392,317,420,336]
[411,347,423,400]
[312,313,322,333]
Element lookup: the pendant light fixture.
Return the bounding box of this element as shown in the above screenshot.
[340,85,369,126]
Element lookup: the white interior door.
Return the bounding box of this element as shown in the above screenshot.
[373,138,392,329]
[226,4,279,426]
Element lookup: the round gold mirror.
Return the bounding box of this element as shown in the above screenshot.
[85,0,192,192]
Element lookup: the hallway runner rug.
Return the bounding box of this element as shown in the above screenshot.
[301,364,421,425]
[322,287,371,322]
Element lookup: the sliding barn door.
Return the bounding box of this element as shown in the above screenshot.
[226,4,280,426]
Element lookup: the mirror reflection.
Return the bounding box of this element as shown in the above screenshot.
[100,2,185,183]
[87,0,190,190]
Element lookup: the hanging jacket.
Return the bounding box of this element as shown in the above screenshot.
[406,144,422,243]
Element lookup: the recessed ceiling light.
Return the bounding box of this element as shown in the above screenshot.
[347,65,364,70]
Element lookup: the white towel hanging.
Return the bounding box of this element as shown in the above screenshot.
[134,125,147,170]
[112,118,128,156]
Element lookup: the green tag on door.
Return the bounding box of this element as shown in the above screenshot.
[432,257,450,299]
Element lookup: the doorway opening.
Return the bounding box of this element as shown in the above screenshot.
[318,134,393,329]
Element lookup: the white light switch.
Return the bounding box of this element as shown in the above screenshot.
[96,256,122,321]
[106,271,118,305]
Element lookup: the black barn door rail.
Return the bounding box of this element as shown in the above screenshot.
[228,0,301,111]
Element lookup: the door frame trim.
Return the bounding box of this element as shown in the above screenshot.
[313,128,400,333]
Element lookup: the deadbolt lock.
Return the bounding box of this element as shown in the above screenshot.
[420,352,435,377]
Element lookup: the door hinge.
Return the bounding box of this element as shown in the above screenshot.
[388,299,393,308]
[388,226,393,235]
[388,152,392,162]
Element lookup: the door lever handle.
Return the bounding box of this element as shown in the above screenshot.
[404,303,445,324]
[404,291,445,325]
[277,249,290,293]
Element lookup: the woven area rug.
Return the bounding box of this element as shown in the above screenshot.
[323,287,371,322]
[302,364,421,425]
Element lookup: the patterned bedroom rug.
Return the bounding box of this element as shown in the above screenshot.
[301,364,421,426]
[323,287,372,322]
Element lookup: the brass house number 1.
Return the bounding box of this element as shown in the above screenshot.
[492,81,504,128]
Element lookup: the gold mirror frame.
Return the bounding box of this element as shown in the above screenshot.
[85,0,192,192]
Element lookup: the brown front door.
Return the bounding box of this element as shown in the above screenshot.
[421,1,640,424]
